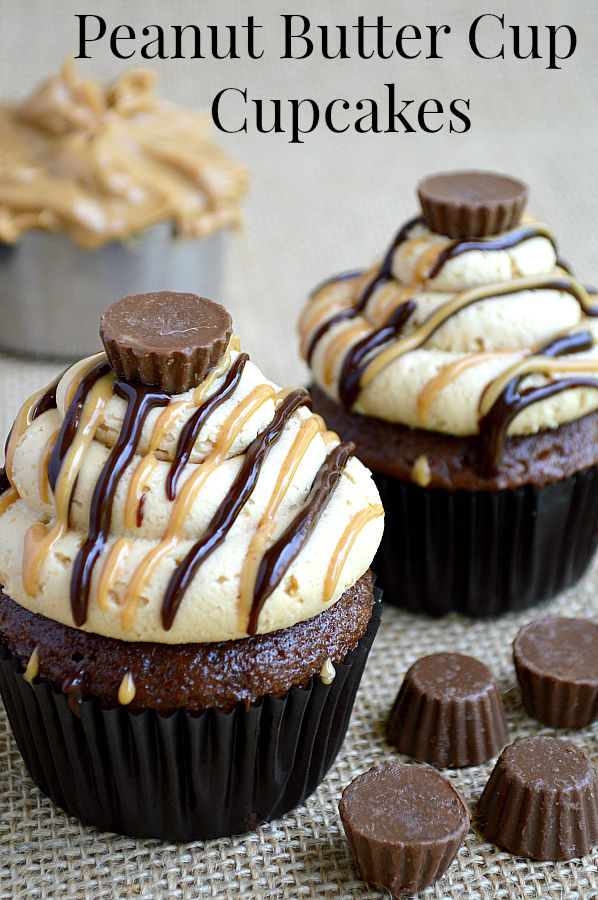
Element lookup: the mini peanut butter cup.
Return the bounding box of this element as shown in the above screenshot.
[514,617,598,728]
[100,291,233,393]
[339,762,470,897]
[478,736,598,861]
[387,652,508,768]
[418,170,528,238]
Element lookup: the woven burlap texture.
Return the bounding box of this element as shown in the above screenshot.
[1,0,598,896]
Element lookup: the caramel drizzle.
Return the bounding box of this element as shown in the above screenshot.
[324,503,384,604]
[479,330,598,469]
[121,383,275,631]
[249,441,356,635]
[162,388,312,630]
[118,671,136,705]
[23,646,40,684]
[70,380,170,626]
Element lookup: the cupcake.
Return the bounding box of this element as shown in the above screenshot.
[0,61,248,358]
[299,170,598,616]
[0,291,384,840]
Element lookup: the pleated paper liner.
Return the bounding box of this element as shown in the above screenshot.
[373,465,598,616]
[0,589,382,841]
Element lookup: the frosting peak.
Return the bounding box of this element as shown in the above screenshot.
[0,341,382,643]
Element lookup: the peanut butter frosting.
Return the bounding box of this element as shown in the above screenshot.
[300,212,598,466]
[0,343,383,643]
[0,61,248,249]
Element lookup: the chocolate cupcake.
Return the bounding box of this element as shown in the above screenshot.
[0,292,384,839]
[300,169,598,616]
[0,61,248,358]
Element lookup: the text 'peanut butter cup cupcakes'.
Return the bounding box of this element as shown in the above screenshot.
[387,652,508,768]
[514,617,598,728]
[339,762,470,897]
[0,292,384,839]
[478,736,598,860]
[300,170,598,616]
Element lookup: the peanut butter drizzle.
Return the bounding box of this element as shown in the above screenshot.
[37,427,60,504]
[0,61,248,249]
[324,504,384,604]
[480,354,598,417]
[416,350,529,422]
[97,537,132,610]
[161,389,311,631]
[122,384,275,631]
[411,455,432,487]
[359,274,592,392]
[23,646,39,684]
[70,380,170,627]
[0,487,19,516]
[322,321,370,385]
[237,415,322,629]
[320,658,336,685]
[166,353,250,501]
[249,441,356,635]
[22,370,114,596]
[125,338,242,527]
[4,374,61,483]
[118,671,136,706]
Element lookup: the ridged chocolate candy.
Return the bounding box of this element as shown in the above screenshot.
[478,736,598,861]
[418,170,528,238]
[387,652,508,768]
[514,617,598,728]
[100,292,233,393]
[339,762,470,897]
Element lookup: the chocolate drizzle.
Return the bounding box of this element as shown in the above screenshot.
[427,224,557,280]
[69,380,170,626]
[338,301,416,409]
[166,353,249,501]
[479,330,598,470]
[47,360,111,492]
[161,388,312,630]
[249,441,356,635]
[305,216,423,364]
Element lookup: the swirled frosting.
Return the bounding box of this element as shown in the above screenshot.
[0,343,383,643]
[300,216,598,459]
[0,61,248,248]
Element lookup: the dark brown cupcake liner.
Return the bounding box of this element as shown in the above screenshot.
[372,465,598,616]
[387,653,508,768]
[478,736,598,860]
[0,590,381,841]
[514,618,598,728]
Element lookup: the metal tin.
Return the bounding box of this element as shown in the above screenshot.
[0,224,224,359]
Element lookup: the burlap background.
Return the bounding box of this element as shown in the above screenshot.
[1,0,598,896]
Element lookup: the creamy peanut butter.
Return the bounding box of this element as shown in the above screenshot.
[0,61,248,249]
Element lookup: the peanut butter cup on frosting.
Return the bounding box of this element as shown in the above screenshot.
[300,170,598,616]
[0,292,383,839]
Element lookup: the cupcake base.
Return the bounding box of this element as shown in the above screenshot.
[310,385,598,617]
[0,590,381,841]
